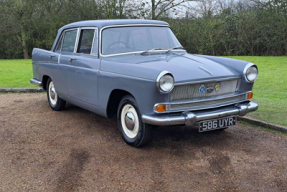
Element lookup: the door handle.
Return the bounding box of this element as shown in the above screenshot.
[49,55,56,59]
[69,58,77,62]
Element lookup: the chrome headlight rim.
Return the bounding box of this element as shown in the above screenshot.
[156,70,175,93]
[243,63,258,83]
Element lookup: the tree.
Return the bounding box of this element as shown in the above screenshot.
[141,0,195,19]
[0,0,41,59]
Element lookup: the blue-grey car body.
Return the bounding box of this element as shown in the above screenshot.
[31,19,258,127]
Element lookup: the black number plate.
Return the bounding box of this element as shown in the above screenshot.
[199,116,236,132]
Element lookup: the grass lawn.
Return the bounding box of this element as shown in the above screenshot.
[0,59,37,88]
[0,57,286,127]
[226,56,287,127]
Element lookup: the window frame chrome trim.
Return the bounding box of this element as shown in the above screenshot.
[54,28,79,53]
[74,27,99,56]
[74,28,81,53]
[99,24,186,57]
[54,32,64,52]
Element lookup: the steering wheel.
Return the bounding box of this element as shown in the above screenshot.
[105,41,128,54]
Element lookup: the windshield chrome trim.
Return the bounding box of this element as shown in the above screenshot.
[99,24,184,57]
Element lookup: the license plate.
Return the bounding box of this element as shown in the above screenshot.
[199,116,236,132]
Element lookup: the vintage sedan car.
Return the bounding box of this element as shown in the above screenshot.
[30,19,258,147]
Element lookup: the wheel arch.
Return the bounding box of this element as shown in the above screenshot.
[42,75,50,91]
[106,89,135,118]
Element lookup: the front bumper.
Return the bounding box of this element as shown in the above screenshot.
[142,101,258,126]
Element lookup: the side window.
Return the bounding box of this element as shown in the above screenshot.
[62,30,78,53]
[77,29,95,54]
[55,34,63,52]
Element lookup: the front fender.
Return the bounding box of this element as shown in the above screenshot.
[98,71,167,116]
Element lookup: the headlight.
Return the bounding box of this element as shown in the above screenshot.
[244,64,258,83]
[156,71,174,93]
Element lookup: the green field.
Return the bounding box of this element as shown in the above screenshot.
[0,59,37,88]
[226,56,287,127]
[0,57,286,126]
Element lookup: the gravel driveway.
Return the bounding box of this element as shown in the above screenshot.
[0,93,286,192]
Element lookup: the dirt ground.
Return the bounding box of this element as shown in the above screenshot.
[0,93,286,192]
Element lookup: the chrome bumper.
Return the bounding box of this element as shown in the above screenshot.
[142,101,258,126]
[30,78,42,87]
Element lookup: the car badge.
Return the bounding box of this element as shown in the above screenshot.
[199,85,206,93]
[215,83,221,92]
[206,87,214,93]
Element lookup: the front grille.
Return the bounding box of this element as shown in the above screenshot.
[171,79,239,101]
[169,94,246,111]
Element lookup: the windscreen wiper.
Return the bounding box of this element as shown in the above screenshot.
[141,48,167,54]
[166,46,185,53]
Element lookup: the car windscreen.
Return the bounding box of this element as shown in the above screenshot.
[101,26,181,55]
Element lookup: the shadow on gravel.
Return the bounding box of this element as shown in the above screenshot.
[56,149,90,192]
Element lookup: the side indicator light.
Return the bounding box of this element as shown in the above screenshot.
[247,92,253,100]
[156,104,166,112]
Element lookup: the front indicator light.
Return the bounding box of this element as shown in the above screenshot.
[247,92,253,99]
[156,104,166,112]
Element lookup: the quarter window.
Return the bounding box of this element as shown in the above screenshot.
[62,30,78,53]
[77,29,95,54]
[55,35,63,52]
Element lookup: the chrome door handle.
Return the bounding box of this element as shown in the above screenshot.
[69,58,77,62]
[49,55,56,58]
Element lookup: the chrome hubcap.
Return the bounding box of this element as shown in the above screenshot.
[121,104,139,139]
[48,81,57,106]
[50,87,56,100]
[125,111,135,131]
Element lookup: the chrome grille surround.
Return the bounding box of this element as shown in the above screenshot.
[169,94,246,111]
[171,78,239,101]
[154,93,249,113]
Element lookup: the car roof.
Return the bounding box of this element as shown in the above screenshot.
[59,19,169,31]
[51,19,169,51]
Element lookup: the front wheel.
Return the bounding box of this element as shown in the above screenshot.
[117,95,152,147]
[47,78,66,111]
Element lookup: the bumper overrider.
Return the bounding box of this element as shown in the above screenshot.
[142,101,258,126]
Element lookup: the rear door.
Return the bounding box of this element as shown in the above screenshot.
[68,28,100,106]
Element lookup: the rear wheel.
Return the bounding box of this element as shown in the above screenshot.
[117,95,152,147]
[47,78,66,111]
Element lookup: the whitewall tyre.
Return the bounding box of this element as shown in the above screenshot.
[47,78,66,111]
[117,95,152,147]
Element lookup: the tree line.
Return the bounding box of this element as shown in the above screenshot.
[0,0,286,59]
